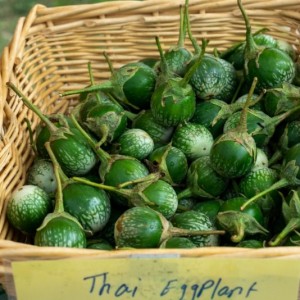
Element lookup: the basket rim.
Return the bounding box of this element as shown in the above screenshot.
[1,240,300,259]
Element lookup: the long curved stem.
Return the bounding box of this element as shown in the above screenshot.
[7,82,57,133]
[179,39,208,87]
[155,35,168,76]
[88,61,95,85]
[269,218,300,247]
[70,114,110,163]
[178,5,186,48]
[240,178,289,211]
[185,0,201,54]
[237,76,257,133]
[73,176,131,197]
[237,0,256,56]
[24,118,37,155]
[60,80,114,97]
[103,51,115,76]
[270,104,300,127]
[169,227,225,237]
[45,142,65,213]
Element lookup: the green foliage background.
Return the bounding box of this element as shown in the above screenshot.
[0,0,119,53]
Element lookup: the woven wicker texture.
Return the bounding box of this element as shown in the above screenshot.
[1,0,300,267]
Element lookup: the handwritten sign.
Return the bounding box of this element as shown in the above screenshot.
[11,256,300,300]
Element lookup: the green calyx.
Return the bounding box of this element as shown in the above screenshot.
[217,210,269,243]
[237,0,263,75]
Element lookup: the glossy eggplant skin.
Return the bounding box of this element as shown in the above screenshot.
[150,77,196,127]
[35,123,98,177]
[114,206,164,249]
[245,47,295,92]
[188,54,238,103]
[34,215,87,248]
[63,182,111,235]
[50,132,98,177]
[210,133,257,179]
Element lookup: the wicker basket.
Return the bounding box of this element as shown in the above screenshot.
[1,0,300,293]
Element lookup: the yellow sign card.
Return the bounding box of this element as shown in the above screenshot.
[11,256,300,300]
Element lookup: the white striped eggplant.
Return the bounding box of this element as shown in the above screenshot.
[170,210,220,247]
[6,185,52,236]
[241,143,300,211]
[8,83,98,177]
[158,4,193,77]
[63,182,111,236]
[62,56,157,110]
[132,109,174,149]
[190,95,261,139]
[172,122,214,161]
[238,0,295,92]
[223,105,300,148]
[209,78,258,178]
[34,143,86,248]
[187,53,238,103]
[239,167,280,223]
[114,206,224,248]
[221,33,278,71]
[110,128,154,160]
[159,237,197,249]
[178,155,229,200]
[26,158,57,195]
[73,176,178,220]
[147,143,188,185]
[150,39,208,127]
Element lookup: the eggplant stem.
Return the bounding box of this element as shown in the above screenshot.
[7,82,57,133]
[220,28,268,59]
[124,110,138,121]
[178,5,186,48]
[60,80,114,97]
[231,224,245,243]
[72,176,131,196]
[155,35,168,76]
[270,104,300,127]
[70,114,111,162]
[185,0,201,54]
[24,118,37,155]
[118,172,160,188]
[103,51,115,76]
[169,227,225,237]
[180,39,208,87]
[45,142,65,213]
[230,76,245,103]
[237,0,257,58]
[87,61,95,85]
[269,218,300,247]
[237,76,257,133]
[94,125,109,148]
[177,188,193,200]
[268,149,282,166]
[240,178,289,211]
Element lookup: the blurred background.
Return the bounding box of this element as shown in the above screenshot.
[0,0,116,54]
